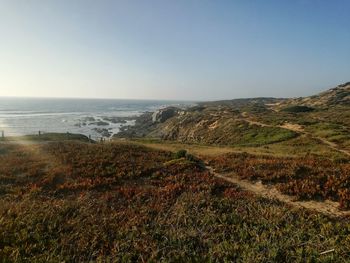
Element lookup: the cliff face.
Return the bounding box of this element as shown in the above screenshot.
[152,107,180,123]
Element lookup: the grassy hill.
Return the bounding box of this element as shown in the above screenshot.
[279,82,350,108]
[117,82,350,155]
[148,107,298,146]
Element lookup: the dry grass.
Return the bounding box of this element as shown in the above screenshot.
[1,141,350,261]
[123,135,347,160]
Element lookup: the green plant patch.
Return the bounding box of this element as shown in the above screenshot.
[281,105,315,113]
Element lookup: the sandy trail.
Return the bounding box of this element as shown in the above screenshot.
[241,116,350,157]
[209,116,350,214]
[280,125,350,157]
[207,166,350,217]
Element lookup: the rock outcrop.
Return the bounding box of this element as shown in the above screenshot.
[152,107,179,123]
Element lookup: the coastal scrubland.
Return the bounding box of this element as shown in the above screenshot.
[2,83,350,261]
[116,83,350,156]
[206,152,350,209]
[1,141,350,262]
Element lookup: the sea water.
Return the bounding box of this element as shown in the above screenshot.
[0,97,192,140]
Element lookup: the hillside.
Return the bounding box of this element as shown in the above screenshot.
[279,82,350,108]
[117,82,350,153]
[148,106,298,146]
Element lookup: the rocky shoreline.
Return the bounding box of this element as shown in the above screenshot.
[73,116,138,138]
[113,107,183,139]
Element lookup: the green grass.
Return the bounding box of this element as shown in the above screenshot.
[123,134,347,160]
[304,123,350,148]
[163,119,298,147]
[0,133,91,143]
[306,123,347,137]
[257,135,348,159]
[236,126,298,146]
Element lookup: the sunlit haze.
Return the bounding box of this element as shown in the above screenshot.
[1,0,349,100]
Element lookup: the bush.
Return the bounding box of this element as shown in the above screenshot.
[281,105,314,113]
[174,149,187,159]
[185,153,197,162]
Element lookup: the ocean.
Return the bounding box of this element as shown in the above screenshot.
[0,97,193,140]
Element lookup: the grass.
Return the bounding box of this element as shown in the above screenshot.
[235,125,298,146]
[151,107,299,147]
[206,151,350,208]
[1,141,350,261]
[0,132,91,143]
[304,123,350,149]
[122,138,238,157]
[2,141,350,261]
[247,105,350,139]
[124,134,347,160]
[256,135,348,160]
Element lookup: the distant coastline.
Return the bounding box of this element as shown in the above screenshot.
[0,97,194,140]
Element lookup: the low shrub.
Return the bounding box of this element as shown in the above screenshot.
[281,105,315,113]
[174,149,187,159]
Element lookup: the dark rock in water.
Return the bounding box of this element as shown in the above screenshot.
[82,117,96,122]
[152,107,179,123]
[93,128,112,137]
[113,112,154,138]
[102,116,136,124]
[89,121,110,126]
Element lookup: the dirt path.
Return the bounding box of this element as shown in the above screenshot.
[207,166,350,217]
[312,137,350,157]
[241,116,350,157]
[278,122,350,156]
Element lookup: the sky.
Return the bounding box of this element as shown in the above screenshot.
[0,0,349,101]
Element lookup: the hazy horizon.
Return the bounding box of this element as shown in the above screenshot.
[0,78,347,101]
[0,95,196,102]
[1,1,349,101]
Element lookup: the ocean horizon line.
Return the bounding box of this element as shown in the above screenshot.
[0,95,199,103]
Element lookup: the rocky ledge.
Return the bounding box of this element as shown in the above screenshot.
[113,107,182,138]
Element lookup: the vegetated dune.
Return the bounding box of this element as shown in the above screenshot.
[149,108,298,146]
[117,82,350,151]
[279,82,350,107]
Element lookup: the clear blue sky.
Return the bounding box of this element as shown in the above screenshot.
[0,0,349,100]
